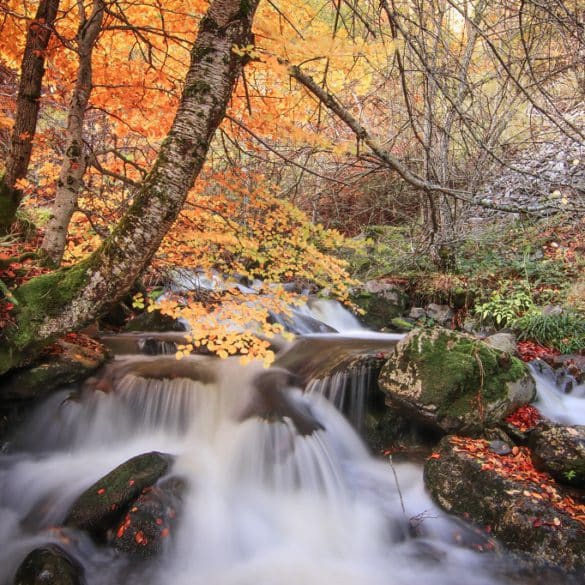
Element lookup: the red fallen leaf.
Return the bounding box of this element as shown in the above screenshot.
[429,453,441,459]
[117,525,126,538]
[155,518,163,526]
[97,488,106,495]
[135,531,148,545]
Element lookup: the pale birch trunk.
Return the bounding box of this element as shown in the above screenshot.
[41,0,104,265]
[1,0,259,373]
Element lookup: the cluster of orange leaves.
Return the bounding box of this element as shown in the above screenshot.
[504,405,543,432]
[517,341,559,362]
[446,437,585,527]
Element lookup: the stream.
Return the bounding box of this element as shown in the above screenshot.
[0,300,582,585]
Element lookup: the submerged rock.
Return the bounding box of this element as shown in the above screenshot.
[530,424,585,489]
[65,452,173,534]
[111,477,186,557]
[378,328,535,434]
[424,436,585,572]
[14,545,84,585]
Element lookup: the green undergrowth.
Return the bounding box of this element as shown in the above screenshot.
[347,216,584,346]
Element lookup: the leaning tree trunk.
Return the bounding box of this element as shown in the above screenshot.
[0,0,60,234]
[41,0,104,265]
[0,0,259,374]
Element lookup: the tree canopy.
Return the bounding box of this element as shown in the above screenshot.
[0,0,583,372]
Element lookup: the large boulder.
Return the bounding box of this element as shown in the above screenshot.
[14,545,84,585]
[530,424,585,489]
[65,452,173,534]
[424,436,585,572]
[378,328,535,434]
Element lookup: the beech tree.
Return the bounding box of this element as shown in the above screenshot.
[0,0,259,374]
[0,0,60,233]
[41,0,105,265]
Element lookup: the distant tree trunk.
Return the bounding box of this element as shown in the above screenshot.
[0,0,60,234]
[0,0,259,374]
[41,0,104,265]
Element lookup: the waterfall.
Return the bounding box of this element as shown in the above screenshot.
[0,330,511,585]
[530,362,585,425]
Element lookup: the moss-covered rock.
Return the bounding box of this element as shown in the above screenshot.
[111,476,186,557]
[530,424,585,489]
[378,328,535,434]
[351,280,408,329]
[14,545,84,585]
[65,451,173,534]
[0,336,108,404]
[424,436,585,573]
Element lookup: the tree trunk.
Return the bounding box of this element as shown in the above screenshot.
[0,0,60,234]
[0,0,259,375]
[41,0,104,265]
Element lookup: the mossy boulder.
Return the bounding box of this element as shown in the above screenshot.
[351,280,408,329]
[65,451,173,534]
[111,476,186,557]
[14,545,84,585]
[0,336,109,404]
[530,424,585,489]
[424,436,585,572]
[378,328,535,434]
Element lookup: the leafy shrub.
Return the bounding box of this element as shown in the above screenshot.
[514,310,585,354]
[474,287,533,327]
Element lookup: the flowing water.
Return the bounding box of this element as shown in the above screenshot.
[530,362,585,425]
[0,301,569,585]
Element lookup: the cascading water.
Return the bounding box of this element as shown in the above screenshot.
[529,362,585,425]
[0,302,521,585]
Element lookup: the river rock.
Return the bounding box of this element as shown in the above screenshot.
[530,424,585,489]
[124,310,187,333]
[425,303,454,327]
[483,333,517,355]
[378,328,535,434]
[14,545,84,585]
[65,452,173,534]
[111,477,186,557]
[424,436,585,572]
[351,280,408,329]
[0,336,108,404]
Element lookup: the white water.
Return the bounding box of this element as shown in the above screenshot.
[531,363,585,425]
[0,348,508,585]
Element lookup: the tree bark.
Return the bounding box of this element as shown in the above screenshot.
[41,0,104,265]
[0,0,60,233]
[0,0,259,374]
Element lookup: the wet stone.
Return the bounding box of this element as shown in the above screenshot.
[14,545,84,585]
[65,452,173,534]
[489,440,512,455]
[111,476,186,557]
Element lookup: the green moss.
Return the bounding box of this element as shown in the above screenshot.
[11,261,90,349]
[404,330,527,418]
